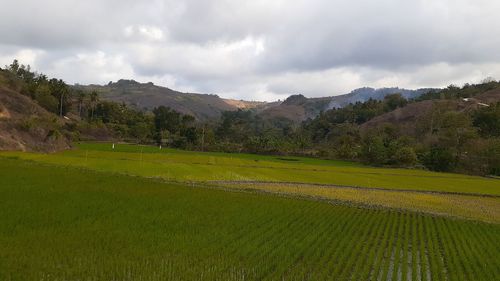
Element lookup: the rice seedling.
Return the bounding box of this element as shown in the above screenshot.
[1,145,499,280]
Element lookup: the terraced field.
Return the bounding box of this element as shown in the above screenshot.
[1,143,499,280]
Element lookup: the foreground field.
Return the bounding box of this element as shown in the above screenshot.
[1,158,499,281]
[2,142,499,196]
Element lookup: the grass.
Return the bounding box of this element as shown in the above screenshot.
[216,182,500,223]
[1,142,499,196]
[1,157,499,280]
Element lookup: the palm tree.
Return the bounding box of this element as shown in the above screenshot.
[54,79,69,117]
[90,91,99,121]
[76,91,86,118]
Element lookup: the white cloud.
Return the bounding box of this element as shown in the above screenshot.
[44,51,134,85]
[128,35,265,79]
[124,25,165,42]
[0,47,44,69]
[1,0,500,100]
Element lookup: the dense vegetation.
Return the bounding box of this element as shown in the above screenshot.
[211,91,500,176]
[1,157,499,280]
[2,60,499,175]
[416,79,500,101]
[305,91,500,175]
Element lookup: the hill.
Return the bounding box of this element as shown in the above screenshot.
[258,87,434,122]
[76,81,434,123]
[258,95,331,122]
[75,80,268,121]
[0,70,71,151]
[360,87,500,135]
[328,87,434,109]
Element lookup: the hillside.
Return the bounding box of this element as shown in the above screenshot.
[360,87,500,134]
[76,81,435,123]
[75,80,268,121]
[258,87,434,122]
[257,95,330,122]
[0,72,71,151]
[328,87,435,109]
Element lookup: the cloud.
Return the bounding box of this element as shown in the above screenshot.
[1,0,499,101]
[124,25,165,42]
[0,47,43,68]
[127,35,265,79]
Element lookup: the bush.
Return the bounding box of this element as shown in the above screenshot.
[361,136,387,165]
[46,129,62,140]
[18,117,35,131]
[35,91,58,113]
[421,146,454,172]
[394,147,417,167]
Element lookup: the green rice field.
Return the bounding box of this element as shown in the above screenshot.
[2,142,499,196]
[1,143,499,280]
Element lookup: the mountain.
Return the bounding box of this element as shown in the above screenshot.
[75,80,267,121]
[258,87,435,122]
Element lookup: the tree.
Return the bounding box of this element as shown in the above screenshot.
[473,102,500,137]
[361,135,387,165]
[89,91,99,121]
[421,146,454,172]
[152,106,196,146]
[130,122,153,142]
[383,93,407,112]
[216,110,255,143]
[7,59,20,74]
[153,106,180,135]
[393,147,417,166]
[438,112,477,167]
[53,80,70,117]
[75,90,86,118]
[35,84,58,113]
[334,135,360,159]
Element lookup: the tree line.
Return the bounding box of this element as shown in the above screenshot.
[3,60,499,176]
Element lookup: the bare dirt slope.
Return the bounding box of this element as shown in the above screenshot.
[0,86,71,152]
[360,88,500,134]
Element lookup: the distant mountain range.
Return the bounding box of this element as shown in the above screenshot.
[76,80,436,122]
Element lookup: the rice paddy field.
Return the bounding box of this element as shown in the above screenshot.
[1,142,499,280]
[2,142,499,196]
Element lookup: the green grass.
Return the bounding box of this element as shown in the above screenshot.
[1,158,499,280]
[215,182,500,223]
[1,142,499,195]
[75,142,362,167]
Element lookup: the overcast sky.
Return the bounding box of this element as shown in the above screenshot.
[1,0,500,101]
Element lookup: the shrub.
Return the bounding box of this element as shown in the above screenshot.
[394,146,417,167]
[421,146,454,172]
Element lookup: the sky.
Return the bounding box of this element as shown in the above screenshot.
[1,0,500,101]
